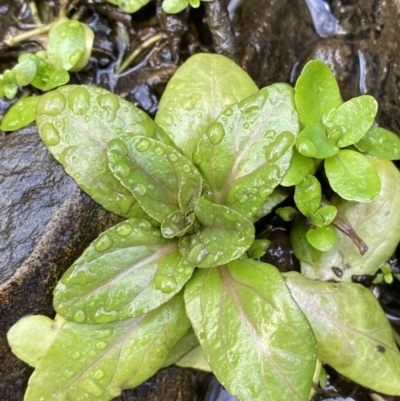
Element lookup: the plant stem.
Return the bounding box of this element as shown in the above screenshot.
[4,23,54,47]
[309,358,322,400]
[115,33,166,75]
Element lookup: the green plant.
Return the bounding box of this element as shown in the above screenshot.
[7,54,400,401]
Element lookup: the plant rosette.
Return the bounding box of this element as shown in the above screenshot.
[7,54,400,401]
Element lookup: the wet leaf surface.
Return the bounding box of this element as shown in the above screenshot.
[0,96,39,131]
[294,174,321,217]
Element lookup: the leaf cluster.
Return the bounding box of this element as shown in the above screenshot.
[7,54,400,401]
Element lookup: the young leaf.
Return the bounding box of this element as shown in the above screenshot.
[292,159,400,281]
[23,295,191,401]
[306,226,336,251]
[179,197,255,268]
[355,126,400,160]
[325,95,377,147]
[295,59,342,126]
[69,22,94,72]
[281,148,318,187]
[194,84,298,220]
[0,96,40,131]
[54,218,194,323]
[294,174,321,217]
[7,315,65,368]
[4,83,18,99]
[325,150,380,202]
[276,206,299,221]
[47,19,86,71]
[184,259,317,401]
[161,210,198,238]
[285,272,400,395]
[106,0,151,13]
[12,57,37,85]
[155,53,258,159]
[108,136,203,224]
[36,85,170,217]
[310,205,337,228]
[296,124,338,158]
[32,66,70,91]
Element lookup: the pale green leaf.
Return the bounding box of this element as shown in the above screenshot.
[179,197,255,267]
[294,175,321,217]
[306,226,336,251]
[281,148,318,187]
[12,57,37,85]
[54,218,194,323]
[194,84,298,220]
[285,272,400,395]
[184,259,317,401]
[23,295,190,401]
[310,205,337,228]
[0,96,40,131]
[325,150,380,202]
[296,124,338,158]
[155,53,258,159]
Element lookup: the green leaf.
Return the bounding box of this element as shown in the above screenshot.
[247,239,271,259]
[194,84,298,220]
[296,124,338,158]
[294,174,321,217]
[355,126,400,160]
[306,226,336,251]
[7,315,65,367]
[285,272,400,395]
[175,345,211,371]
[4,83,18,99]
[54,218,194,323]
[69,22,94,72]
[23,295,191,401]
[32,66,70,91]
[325,95,377,147]
[47,19,86,71]
[161,210,198,239]
[162,0,188,13]
[179,197,255,267]
[276,206,298,221]
[295,59,342,126]
[184,259,317,401]
[162,329,199,367]
[12,57,37,85]
[106,0,151,13]
[0,96,40,131]
[36,85,169,218]
[281,148,317,187]
[310,205,337,228]
[155,53,258,159]
[108,136,203,224]
[325,150,380,202]
[292,159,400,281]
[252,186,290,222]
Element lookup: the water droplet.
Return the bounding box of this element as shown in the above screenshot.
[135,138,150,152]
[238,194,248,204]
[133,184,146,196]
[116,222,132,236]
[223,209,238,221]
[41,123,60,146]
[199,331,206,340]
[67,87,90,116]
[258,185,271,198]
[60,31,67,38]
[74,309,86,323]
[97,93,119,122]
[72,351,81,359]
[64,369,74,378]
[206,122,225,145]
[154,146,164,156]
[79,379,104,397]
[182,164,191,173]
[243,122,250,129]
[182,92,201,111]
[188,243,209,264]
[154,275,177,294]
[94,308,120,323]
[37,91,66,116]
[69,49,82,66]
[93,233,113,252]
[262,165,281,183]
[113,162,130,177]
[184,267,193,277]
[96,341,108,350]
[265,131,294,162]
[224,108,233,116]
[92,369,105,380]
[108,139,128,156]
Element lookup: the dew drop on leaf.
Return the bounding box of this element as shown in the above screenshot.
[93,233,113,252]
[97,93,119,122]
[96,341,108,350]
[108,139,129,156]
[79,379,104,397]
[135,138,150,152]
[168,153,178,162]
[133,184,146,196]
[182,164,191,173]
[115,222,132,236]
[37,91,66,116]
[154,274,178,294]
[188,243,209,263]
[41,123,61,146]
[224,108,233,116]
[74,309,86,323]
[206,122,225,145]
[258,185,271,198]
[113,163,130,177]
[238,194,248,204]
[71,351,81,359]
[243,122,250,129]
[64,370,74,378]
[155,146,164,156]
[69,49,83,66]
[92,369,105,380]
[94,308,120,323]
[67,87,90,116]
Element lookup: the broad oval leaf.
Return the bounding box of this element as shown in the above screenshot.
[292,159,400,281]
[108,136,203,224]
[355,126,400,160]
[325,95,377,147]
[285,272,400,395]
[184,259,317,401]
[155,53,258,159]
[54,218,195,323]
[294,174,321,217]
[296,124,338,158]
[0,96,40,131]
[193,84,299,220]
[325,149,380,202]
[23,295,190,401]
[12,57,37,85]
[306,226,336,251]
[179,197,255,267]
[36,85,170,217]
[295,59,342,126]
[47,19,86,71]
[281,148,317,187]
[7,315,65,368]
